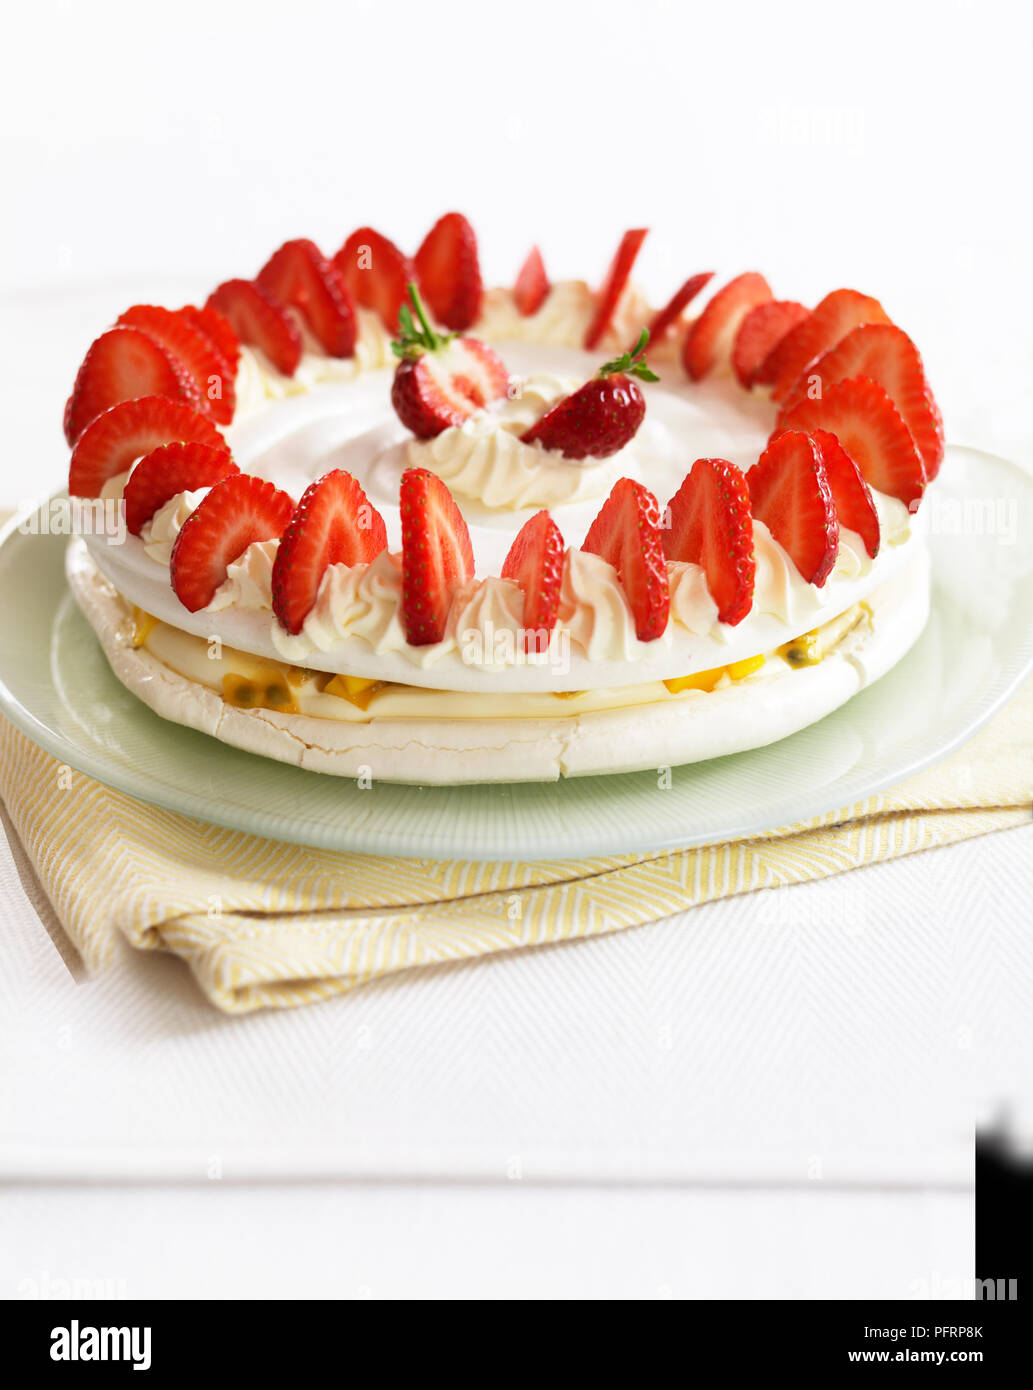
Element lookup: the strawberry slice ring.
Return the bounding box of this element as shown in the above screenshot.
[57,222,942,785]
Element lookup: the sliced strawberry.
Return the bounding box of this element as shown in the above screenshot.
[584,228,649,351]
[747,431,839,586]
[582,477,670,641]
[333,227,414,331]
[663,458,755,625]
[779,322,944,478]
[732,300,809,388]
[63,326,200,445]
[762,288,890,401]
[807,428,880,558]
[514,245,549,317]
[170,474,295,613]
[271,470,388,634]
[117,305,236,426]
[414,212,482,331]
[390,285,508,438]
[682,272,773,381]
[178,304,241,376]
[68,397,227,499]
[501,510,564,652]
[393,337,508,438]
[777,377,927,509]
[256,238,357,357]
[399,468,475,646]
[206,279,302,377]
[124,441,238,536]
[641,271,713,351]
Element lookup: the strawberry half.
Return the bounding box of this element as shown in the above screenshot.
[178,304,241,376]
[641,271,713,352]
[777,377,927,509]
[732,300,809,388]
[333,227,414,331]
[124,441,238,537]
[500,510,564,652]
[414,212,482,332]
[63,326,200,445]
[663,458,755,626]
[683,272,773,381]
[390,284,508,438]
[584,228,649,351]
[806,428,880,558]
[399,468,475,646]
[779,322,944,478]
[747,431,839,586]
[170,474,295,613]
[514,245,549,317]
[271,470,389,635]
[117,305,236,426]
[256,238,357,357]
[762,288,890,401]
[582,477,670,641]
[520,331,657,460]
[68,397,227,499]
[206,279,302,378]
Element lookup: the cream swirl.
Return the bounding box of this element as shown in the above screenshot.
[752,520,878,625]
[232,309,395,418]
[451,576,526,665]
[139,487,210,566]
[207,539,278,613]
[557,549,673,662]
[271,556,559,670]
[666,561,722,639]
[473,279,651,353]
[271,550,413,664]
[406,372,629,509]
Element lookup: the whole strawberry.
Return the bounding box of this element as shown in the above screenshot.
[520,330,658,460]
[390,283,508,439]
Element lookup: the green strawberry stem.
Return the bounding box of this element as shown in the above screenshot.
[391,283,455,359]
[599,328,659,383]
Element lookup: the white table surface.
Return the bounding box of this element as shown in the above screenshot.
[2,0,1031,1299]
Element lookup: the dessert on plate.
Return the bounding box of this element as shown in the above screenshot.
[61,216,942,783]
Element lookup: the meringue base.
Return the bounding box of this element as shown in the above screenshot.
[66,539,930,785]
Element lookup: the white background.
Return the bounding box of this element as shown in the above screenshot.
[1,0,1031,1300]
[1,0,1031,508]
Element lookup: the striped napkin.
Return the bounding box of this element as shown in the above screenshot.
[1,680,1030,1013]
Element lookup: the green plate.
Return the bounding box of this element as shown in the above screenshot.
[1,446,1031,860]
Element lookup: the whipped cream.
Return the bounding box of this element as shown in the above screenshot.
[559,549,672,661]
[405,372,628,508]
[232,309,395,418]
[666,561,722,637]
[269,551,562,670]
[474,280,652,355]
[139,487,210,566]
[208,538,279,613]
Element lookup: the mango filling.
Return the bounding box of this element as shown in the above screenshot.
[664,653,766,695]
[323,673,386,710]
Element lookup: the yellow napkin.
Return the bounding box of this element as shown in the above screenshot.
[1,682,1030,1014]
